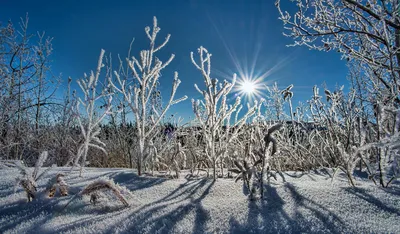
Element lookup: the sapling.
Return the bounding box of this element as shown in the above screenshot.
[191,46,257,180]
[230,119,282,199]
[255,123,282,198]
[109,17,187,175]
[230,159,258,200]
[281,84,297,142]
[72,49,114,176]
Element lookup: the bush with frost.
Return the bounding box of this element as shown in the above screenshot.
[62,178,131,210]
[14,151,54,202]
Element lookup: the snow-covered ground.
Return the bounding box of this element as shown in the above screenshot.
[0,167,399,234]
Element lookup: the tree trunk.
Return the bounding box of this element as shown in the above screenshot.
[288,99,298,143]
[79,144,89,177]
[347,170,356,187]
[260,156,265,199]
[137,157,142,176]
[212,159,217,181]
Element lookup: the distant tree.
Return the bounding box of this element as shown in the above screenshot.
[265,82,285,121]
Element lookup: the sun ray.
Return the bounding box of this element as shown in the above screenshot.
[207,14,295,105]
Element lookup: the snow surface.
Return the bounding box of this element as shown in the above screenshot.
[0,167,399,234]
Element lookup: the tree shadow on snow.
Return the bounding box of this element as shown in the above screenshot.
[110,171,167,191]
[229,183,347,234]
[343,187,400,216]
[0,195,70,233]
[110,178,214,234]
[0,169,167,233]
[53,178,214,234]
[378,185,400,196]
[0,186,16,197]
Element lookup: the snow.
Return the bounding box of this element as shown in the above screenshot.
[1,168,399,233]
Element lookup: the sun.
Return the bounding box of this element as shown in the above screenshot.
[241,80,256,94]
[235,77,263,101]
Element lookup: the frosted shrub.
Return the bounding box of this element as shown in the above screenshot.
[230,159,258,200]
[191,46,257,180]
[275,0,399,103]
[62,178,131,210]
[46,173,68,197]
[110,17,187,175]
[69,49,114,176]
[371,105,400,187]
[14,151,54,202]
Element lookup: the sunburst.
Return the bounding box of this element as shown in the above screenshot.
[235,76,263,102]
[207,15,294,103]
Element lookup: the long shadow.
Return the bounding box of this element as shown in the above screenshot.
[378,186,400,196]
[343,187,400,216]
[0,196,69,232]
[0,199,29,219]
[52,205,129,234]
[135,179,214,234]
[285,183,346,234]
[110,171,167,191]
[229,183,347,233]
[52,178,214,234]
[0,187,16,197]
[155,178,205,203]
[0,169,166,233]
[311,168,333,179]
[283,171,307,179]
[229,184,298,233]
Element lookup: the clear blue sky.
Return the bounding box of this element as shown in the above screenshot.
[1,0,348,122]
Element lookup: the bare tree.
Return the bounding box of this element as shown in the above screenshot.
[276,0,400,104]
[265,82,285,121]
[0,15,59,162]
[110,17,187,175]
[71,49,113,176]
[191,46,257,181]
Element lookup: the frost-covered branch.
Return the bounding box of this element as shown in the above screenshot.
[109,17,187,175]
[275,0,400,104]
[191,46,257,180]
[72,49,113,176]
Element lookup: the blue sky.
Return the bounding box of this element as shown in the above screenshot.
[1,0,348,122]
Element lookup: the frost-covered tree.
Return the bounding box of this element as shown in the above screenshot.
[0,15,60,162]
[70,49,113,176]
[110,17,187,175]
[191,46,257,181]
[373,104,400,186]
[265,82,285,121]
[281,84,298,142]
[230,102,282,199]
[276,0,400,104]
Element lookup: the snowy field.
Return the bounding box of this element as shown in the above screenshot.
[0,167,399,234]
